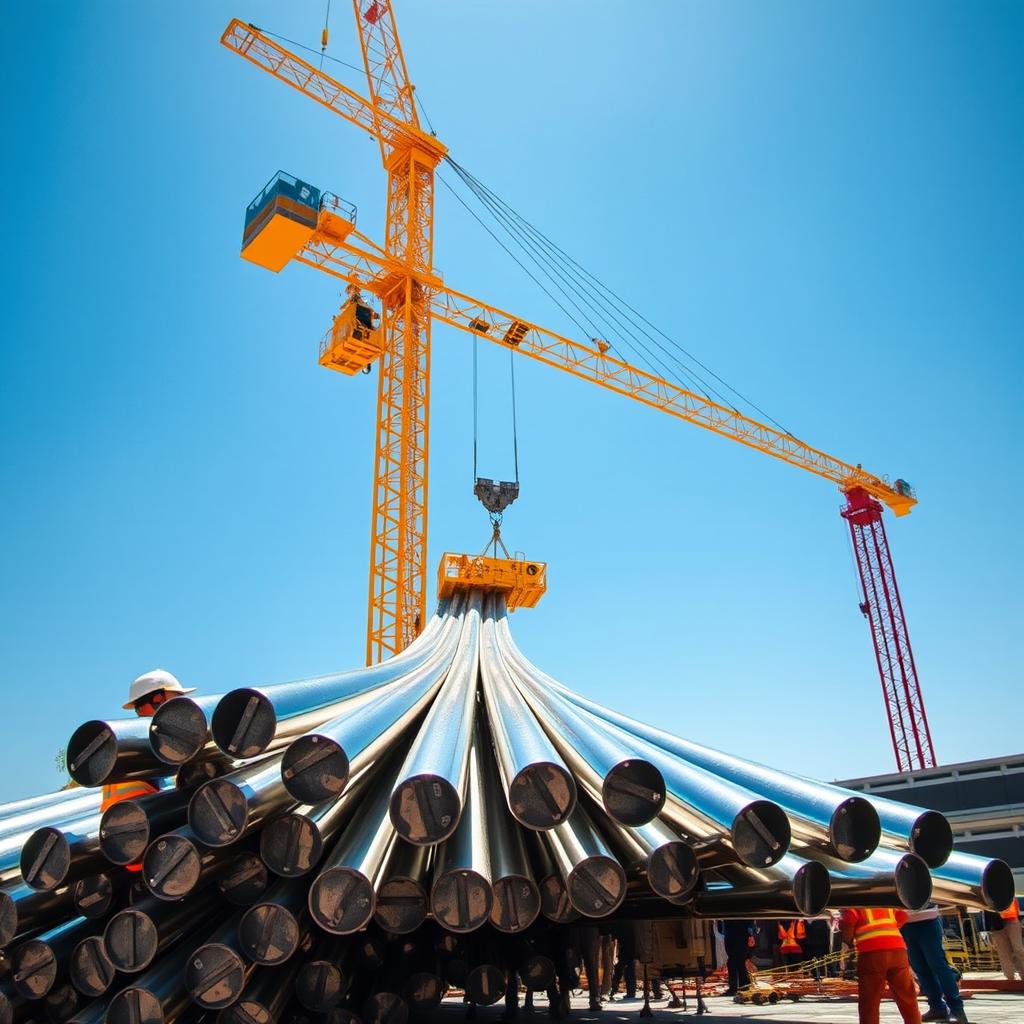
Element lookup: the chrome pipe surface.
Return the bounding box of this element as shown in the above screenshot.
[189,754,296,848]
[0,792,103,842]
[211,608,451,759]
[528,831,578,924]
[0,879,74,947]
[859,795,953,868]
[11,915,95,999]
[389,592,482,845]
[478,597,576,830]
[66,998,109,1024]
[373,839,430,935]
[555,688,881,863]
[218,961,302,1024]
[280,601,467,804]
[68,935,116,999]
[705,854,832,916]
[599,814,700,904]
[99,788,191,866]
[237,879,307,965]
[65,718,168,788]
[816,846,933,909]
[929,849,1015,911]
[20,815,106,892]
[0,788,101,820]
[0,808,104,888]
[430,720,493,933]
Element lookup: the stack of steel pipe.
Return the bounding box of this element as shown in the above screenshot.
[0,587,1010,1024]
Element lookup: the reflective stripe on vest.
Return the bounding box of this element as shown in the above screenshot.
[1000,898,1020,922]
[101,780,158,813]
[778,921,804,952]
[854,909,902,949]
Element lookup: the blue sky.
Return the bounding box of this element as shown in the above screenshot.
[1,1,1021,802]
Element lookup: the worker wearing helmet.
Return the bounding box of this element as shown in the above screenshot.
[100,670,196,869]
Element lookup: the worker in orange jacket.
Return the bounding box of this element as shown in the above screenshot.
[777,919,806,967]
[988,897,1024,982]
[839,907,922,1024]
[100,670,196,870]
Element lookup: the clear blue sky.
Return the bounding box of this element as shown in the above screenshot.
[1,1,1021,802]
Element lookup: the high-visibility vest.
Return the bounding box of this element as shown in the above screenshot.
[852,909,904,952]
[1000,898,1020,922]
[778,920,805,953]
[100,780,159,871]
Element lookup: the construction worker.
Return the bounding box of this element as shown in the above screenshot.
[100,670,196,869]
[839,907,922,1024]
[777,919,806,967]
[900,903,966,1022]
[986,897,1024,982]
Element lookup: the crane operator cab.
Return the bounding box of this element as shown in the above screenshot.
[319,285,383,375]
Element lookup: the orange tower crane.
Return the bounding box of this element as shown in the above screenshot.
[222,4,935,772]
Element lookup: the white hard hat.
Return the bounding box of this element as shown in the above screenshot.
[122,669,196,709]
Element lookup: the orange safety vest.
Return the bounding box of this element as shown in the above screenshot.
[778,920,805,953]
[851,908,905,953]
[100,780,159,871]
[999,898,1020,922]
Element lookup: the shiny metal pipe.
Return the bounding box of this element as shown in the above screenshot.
[0,787,101,821]
[68,935,116,999]
[107,932,208,1024]
[294,936,350,1012]
[103,893,220,974]
[478,597,576,830]
[183,911,254,1010]
[99,788,191,866]
[477,731,540,934]
[555,687,881,863]
[280,602,467,804]
[430,720,492,933]
[20,815,106,892]
[817,846,933,909]
[0,808,105,888]
[389,593,482,845]
[148,693,225,766]
[141,826,230,901]
[189,754,296,848]
[929,849,1015,911]
[211,607,452,759]
[528,831,578,924]
[700,854,832,916]
[217,961,302,1024]
[67,998,110,1024]
[541,802,626,918]
[598,814,700,903]
[237,879,307,965]
[0,792,103,842]
[859,794,953,868]
[218,852,270,907]
[308,757,406,935]
[0,879,74,946]
[373,839,430,935]
[65,718,168,788]
[500,639,664,827]
[11,915,95,999]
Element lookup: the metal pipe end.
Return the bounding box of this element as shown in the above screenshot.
[188,778,249,847]
[212,689,276,759]
[465,965,506,1006]
[281,736,350,804]
[259,812,323,877]
[909,811,954,868]
[310,866,376,935]
[601,759,665,826]
[66,721,118,786]
[219,999,272,1024]
[218,853,270,907]
[20,826,71,891]
[69,935,116,998]
[0,889,15,947]
[980,857,1016,911]
[567,856,626,918]
[142,831,203,900]
[830,798,881,863]
[793,860,832,917]
[237,902,300,965]
[538,873,579,924]
[509,763,577,830]
[107,987,163,1024]
[490,874,541,933]
[176,758,228,790]
[430,869,493,933]
[361,993,407,1024]
[103,908,158,973]
[185,943,249,1010]
[100,800,151,865]
[895,852,934,909]
[404,972,443,1012]
[149,697,209,765]
[647,841,700,903]
[373,877,428,934]
[12,939,57,999]
[73,874,115,919]
[731,800,792,867]
[295,961,346,1013]
[389,775,461,845]
[522,954,555,992]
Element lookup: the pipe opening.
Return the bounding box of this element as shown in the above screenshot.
[981,858,1016,911]
[793,860,832,916]
[296,961,346,1012]
[490,874,541,933]
[895,853,933,910]
[69,936,116,999]
[465,965,505,1006]
[188,779,248,847]
[74,874,115,919]
[106,987,163,1024]
[238,903,300,965]
[20,827,71,891]
[908,811,954,869]
[211,689,277,759]
[103,909,158,973]
[430,870,492,933]
[310,867,376,935]
[184,943,248,1009]
[389,774,461,845]
[732,800,791,867]
[100,802,150,865]
[509,762,576,831]
[66,721,118,787]
[648,841,700,903]
[568,855,626,918]
[830,797,881,863]
[602,760,665,826]
[374,878,428,934]
[149,697,209,765]
[142,833,203,901]
[259,813,322,877]
[219,853,269,907]
[281,736,349,804]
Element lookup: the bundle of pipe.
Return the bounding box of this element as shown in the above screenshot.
[0,588,1011,1024]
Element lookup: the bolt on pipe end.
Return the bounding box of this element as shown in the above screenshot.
[296,961,346,1013]
[310,867,376,935]
[389,775,461,845]
[601,759,665,826]
[909,811,954,868]
[149,697,209,764]
[20,827,71,891]
[509,763,577,830]
[538,873,579,924]
[374,878,428,934]
[431,869,493,933]
[732,800,792,867]
[830,798,881,863]
[648,841,700,903]
[260,813,323,877]
[100,801,151,865]
[188,778,249,847]
[793,860,832,916]
[185,943,248,1010]
[142,832,203,900]
[66,721,119,786]
[281,736,350,804]
[238,902,300,965]
[218,853,269,906]
[103,909,159,973]
[567,856,626,918]
[69,935,117,998]
[465,965,506,1006]
[490,875,541,933]
[212,689,277,759]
